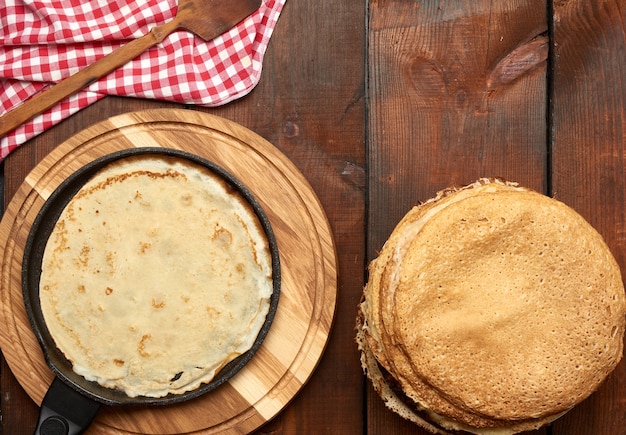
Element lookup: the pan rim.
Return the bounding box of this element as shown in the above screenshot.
[21,146,281,407]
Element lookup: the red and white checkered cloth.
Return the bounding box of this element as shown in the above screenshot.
[0,0,285,161]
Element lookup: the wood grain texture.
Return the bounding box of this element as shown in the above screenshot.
[0,110,337,434]
[1,0,367,433]
[2,99,183,435]
[3,0,625,433]
[368,0,549,258]
[550,1,626,434]
[230,1,367,433]
[367,0,548,433]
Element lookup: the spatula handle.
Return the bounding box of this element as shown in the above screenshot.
[0,20,179,139]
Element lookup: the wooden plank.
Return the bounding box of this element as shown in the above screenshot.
[215,1,366,433]
[0,0,367,432]
[550,1,626,434]
[368,0,549,255]
[0,358,39,435]
[366,0,548,433]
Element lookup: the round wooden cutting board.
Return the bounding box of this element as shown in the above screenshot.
[0,109,337,434]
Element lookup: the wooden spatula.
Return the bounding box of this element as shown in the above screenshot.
[0,0,261,138]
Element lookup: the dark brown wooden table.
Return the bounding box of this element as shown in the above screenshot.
[1,1,625,433]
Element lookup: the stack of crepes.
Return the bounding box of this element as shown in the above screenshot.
[356,178,626,434]
[0,0,285,160]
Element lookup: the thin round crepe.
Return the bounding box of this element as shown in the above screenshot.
[39,154,274,398]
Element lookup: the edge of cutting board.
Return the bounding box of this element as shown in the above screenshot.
[0,109,338,434]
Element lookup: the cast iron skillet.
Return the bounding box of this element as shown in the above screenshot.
[22,147,281,435]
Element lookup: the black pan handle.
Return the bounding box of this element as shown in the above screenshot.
[34,377,101,435]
